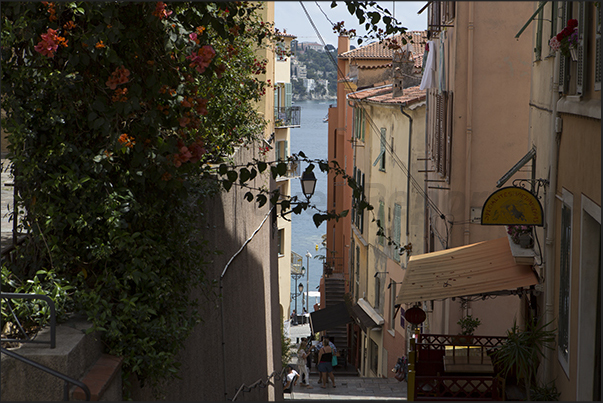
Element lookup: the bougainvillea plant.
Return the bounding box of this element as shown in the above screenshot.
[1,1,286,391]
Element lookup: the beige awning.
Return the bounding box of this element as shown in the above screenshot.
[395,237,539,305]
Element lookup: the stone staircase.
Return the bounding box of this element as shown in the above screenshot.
[1,315,123,401]
[321,273,357,376]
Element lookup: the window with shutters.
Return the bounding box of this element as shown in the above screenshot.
[373,128,386,171]
[354,107,365,141]
[427,90,453,180]
[355,245,360,299]
[428,1,456,34]
[353,167,365,234]
[558,2,590,96]
[275,140,288,161]
[378,201,385,246]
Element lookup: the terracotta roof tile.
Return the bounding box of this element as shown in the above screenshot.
[348,85,426,106]
[340,31,427,60]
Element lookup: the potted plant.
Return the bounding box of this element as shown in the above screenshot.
[549,19,579,60]
[491,318,556,401]
[507,225,533,248]
[455,315,481,344]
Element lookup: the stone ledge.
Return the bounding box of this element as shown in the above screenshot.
[73,354,123,401]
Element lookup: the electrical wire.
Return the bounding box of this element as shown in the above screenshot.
[297,1,450,247]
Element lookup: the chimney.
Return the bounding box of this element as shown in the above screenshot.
[392,45,414,97]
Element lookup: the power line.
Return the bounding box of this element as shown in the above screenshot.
[297,1,449,246]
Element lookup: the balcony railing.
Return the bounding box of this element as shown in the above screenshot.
[274,106,301,128]
[275,160,301,181]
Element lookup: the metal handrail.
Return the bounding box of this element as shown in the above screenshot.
[1,347,91,401]
[231,367,287,401]
[1,292,56,348]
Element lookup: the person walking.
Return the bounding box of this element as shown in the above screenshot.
[317,336,336,388]
[297,338,312,387]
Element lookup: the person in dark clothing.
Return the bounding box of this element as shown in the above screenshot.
[317,336,336,388]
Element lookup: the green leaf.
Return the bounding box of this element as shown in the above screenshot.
[244,191,254,202]
[256,194,267,208]
[258,161,267,173]
[313,213,327,228]
[239,168,251,183]
[92,98,107,113]
[219,164,228,175]
[226,170,237,183]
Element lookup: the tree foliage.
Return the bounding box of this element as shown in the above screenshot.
[1,1,282,390]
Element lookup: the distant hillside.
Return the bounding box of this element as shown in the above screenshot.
[291,48,338,100]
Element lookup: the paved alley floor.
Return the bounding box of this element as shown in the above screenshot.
[284,376,407,400]
[285,322,407,400]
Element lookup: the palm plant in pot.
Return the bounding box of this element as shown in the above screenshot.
[491,318,556,401]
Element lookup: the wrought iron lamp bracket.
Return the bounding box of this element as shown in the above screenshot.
[512,178,549,198]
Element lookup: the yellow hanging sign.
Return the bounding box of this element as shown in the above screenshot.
[481,187,543,226]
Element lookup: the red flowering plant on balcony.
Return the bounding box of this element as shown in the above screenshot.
[549,18,579,58]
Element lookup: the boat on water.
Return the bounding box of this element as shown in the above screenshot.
[323,114,328,123]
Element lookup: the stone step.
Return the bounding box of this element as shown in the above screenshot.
[73,354,123,401]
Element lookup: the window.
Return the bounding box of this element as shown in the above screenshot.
[373,128,386,171]
[558,2,590,96]
[354,107,365,141]
[275,140,288,161]
[353,167,365,234]
[428,90,453,179]
[393,204,402,262]
[558,189,573,375]
[595,3,601,91]
[428,1,455,34]
[355,246,360,299]
[389,280,397,332]
[277,229,285,256]
[378,201,385,246]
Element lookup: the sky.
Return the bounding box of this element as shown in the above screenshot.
[274,1,428,47]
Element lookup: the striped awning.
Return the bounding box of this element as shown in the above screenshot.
[395,237,539,305]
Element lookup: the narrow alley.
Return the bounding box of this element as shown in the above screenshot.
[285,323,407,400]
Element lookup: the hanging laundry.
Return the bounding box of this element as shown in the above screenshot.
[420,40,437,90]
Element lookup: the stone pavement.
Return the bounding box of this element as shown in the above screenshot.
[285,376,407,400]
[284,322,407,400]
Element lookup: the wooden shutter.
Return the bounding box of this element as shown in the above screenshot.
[535,4,544,60]
[434,93,442,172]
[352,166,357,225]
[360,173,365,234]
[576,2,587,95]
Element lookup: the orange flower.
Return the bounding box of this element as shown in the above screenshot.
[112,88,128,103]
[95,40,106,49]
[106,66,130,90]
[63,21,76,30]
[196,26,205,35]
[118,133,135,148]
[147,60,155,66]
[161,172,172,181]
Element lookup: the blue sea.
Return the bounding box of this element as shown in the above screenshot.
[288,99,333,306]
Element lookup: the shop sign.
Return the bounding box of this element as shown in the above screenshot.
[481,187,543,226]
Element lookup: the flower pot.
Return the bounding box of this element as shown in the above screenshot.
[519,233,533,249]
[569,47,578,61]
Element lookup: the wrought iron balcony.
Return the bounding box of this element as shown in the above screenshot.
[274,106,301,128]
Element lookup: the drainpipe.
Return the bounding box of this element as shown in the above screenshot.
[542,42,561,387]
[220,206,275,400]
[400,105,413,239]
[464,2,475,246]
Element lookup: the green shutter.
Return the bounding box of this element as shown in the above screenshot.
[285,82,293,108]
[284,140,289,159]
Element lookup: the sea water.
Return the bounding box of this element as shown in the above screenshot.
[288,99,333,307]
